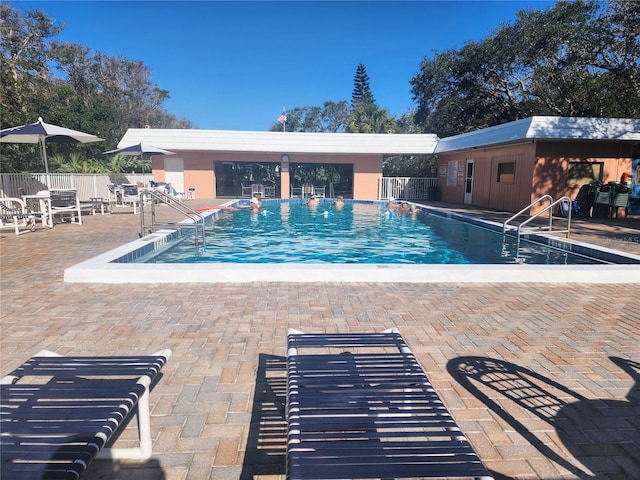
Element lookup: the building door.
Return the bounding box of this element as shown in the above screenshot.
[464,158,474,204]
[164,158,184,193]
[629,156,640,216]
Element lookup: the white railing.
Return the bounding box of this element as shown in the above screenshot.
[379,177,438,200]
[0,173,153,201]
[2,173,439,202]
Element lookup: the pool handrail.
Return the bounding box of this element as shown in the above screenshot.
[139,189,206,248]
[503,195,554,235]
[517,196,572,239]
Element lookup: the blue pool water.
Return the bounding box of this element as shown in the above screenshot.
[143,201,601,265]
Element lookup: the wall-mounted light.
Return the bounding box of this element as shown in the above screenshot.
[281,154,290,163]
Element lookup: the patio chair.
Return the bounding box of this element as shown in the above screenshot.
[301,184,314,199]
[0,348,172,480]
[611,185,630,218]
[593,184,613,218]
[264,184,276,197]
[0,197,36,235]
[49,189,83,225]
[241,183,253,197]
[107,183,120,207]
[121,184,140,213]
[312,186,325,198]
[286,328,494,480]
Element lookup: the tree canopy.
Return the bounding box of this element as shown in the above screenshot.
[351,63,375,109]
[270,64,402,135]
[269,101,351,133]
[0,3,191,173]
[410,0,640,137]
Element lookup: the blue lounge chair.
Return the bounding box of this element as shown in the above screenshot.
[1,349,171,479]
[286,328,493,480]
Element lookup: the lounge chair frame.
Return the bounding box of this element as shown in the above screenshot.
[0,197,37,235]
[49,189,83,225]
[120,184,140,214]
[0,349,172,480]
[286,328,493,480]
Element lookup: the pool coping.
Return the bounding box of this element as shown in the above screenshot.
[64,201,640,284]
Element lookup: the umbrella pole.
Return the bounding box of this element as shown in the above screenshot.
[40,137,51,188]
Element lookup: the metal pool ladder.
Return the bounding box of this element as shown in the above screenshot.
[503,195,572,250]
[139,190,206,248]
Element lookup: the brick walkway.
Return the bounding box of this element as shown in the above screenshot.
[1,202,638,480]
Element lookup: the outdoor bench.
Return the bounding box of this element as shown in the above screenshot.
[0,349,172,480]
[286,328,493,480]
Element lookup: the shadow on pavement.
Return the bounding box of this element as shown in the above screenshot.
[447,355,640,479]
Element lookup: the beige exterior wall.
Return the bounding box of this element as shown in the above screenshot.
[533,142,633,215]
[437,143,537,211]
[152,151,384,200]
[152,151,218,198]
[437,140,634,215]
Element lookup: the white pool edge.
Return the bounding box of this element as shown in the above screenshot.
[65,260,640,284]
[64,203,640,284]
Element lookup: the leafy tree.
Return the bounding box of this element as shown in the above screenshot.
[351,63,375,109]
[410,0,640,137]
[49,152,106,173]
[319,101,352,132]
[394,111,425,133]
[383,155,437,177]
[348,103,397,133]
[0,4,191,173]
[348,63,401,133]
[0,3,63,127]
[269,101,350,132]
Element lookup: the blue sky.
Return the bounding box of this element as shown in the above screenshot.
[18,1,555,131]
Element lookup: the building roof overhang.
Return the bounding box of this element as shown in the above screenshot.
[434,116,640,154]
[118,129,439,155]
[117,117,639,158]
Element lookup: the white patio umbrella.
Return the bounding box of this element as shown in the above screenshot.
[103,143,175,174]
[0,117,104,182]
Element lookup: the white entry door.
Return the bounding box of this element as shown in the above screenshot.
[464,158,474,204]
[164,158,184,193]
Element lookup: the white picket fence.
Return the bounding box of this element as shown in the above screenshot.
[0,173,153,201]
[1,173,438,201]
[379,177,439,200]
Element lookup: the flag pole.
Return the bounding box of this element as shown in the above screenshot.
[278,107,287,132]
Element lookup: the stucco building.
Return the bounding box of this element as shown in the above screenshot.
[434,116,640,215]
[119,116,640,216]
[118,129,437,200]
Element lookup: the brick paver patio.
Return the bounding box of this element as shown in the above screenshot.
[1,201,638,480]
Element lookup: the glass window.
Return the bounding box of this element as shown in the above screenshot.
[214,161,355,198]
[215,161,279,197]
[290,163,353,198]
[567,162,602,185]
[497,162,515,183]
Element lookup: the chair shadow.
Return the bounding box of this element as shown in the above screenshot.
[447,356,640,479]
[83,457,166,480]
[58,373,169,480]
[240,353,288,479]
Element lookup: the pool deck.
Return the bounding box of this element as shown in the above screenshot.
[1,200,638,480]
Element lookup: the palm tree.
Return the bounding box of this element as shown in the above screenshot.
[348,104,397,133]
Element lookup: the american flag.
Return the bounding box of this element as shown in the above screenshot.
[278,110,287,124]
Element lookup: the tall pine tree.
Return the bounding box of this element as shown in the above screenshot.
[351,63,375,109]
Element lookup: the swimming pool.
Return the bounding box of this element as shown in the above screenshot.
[144,202,598,265]
[64,200,640,284]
